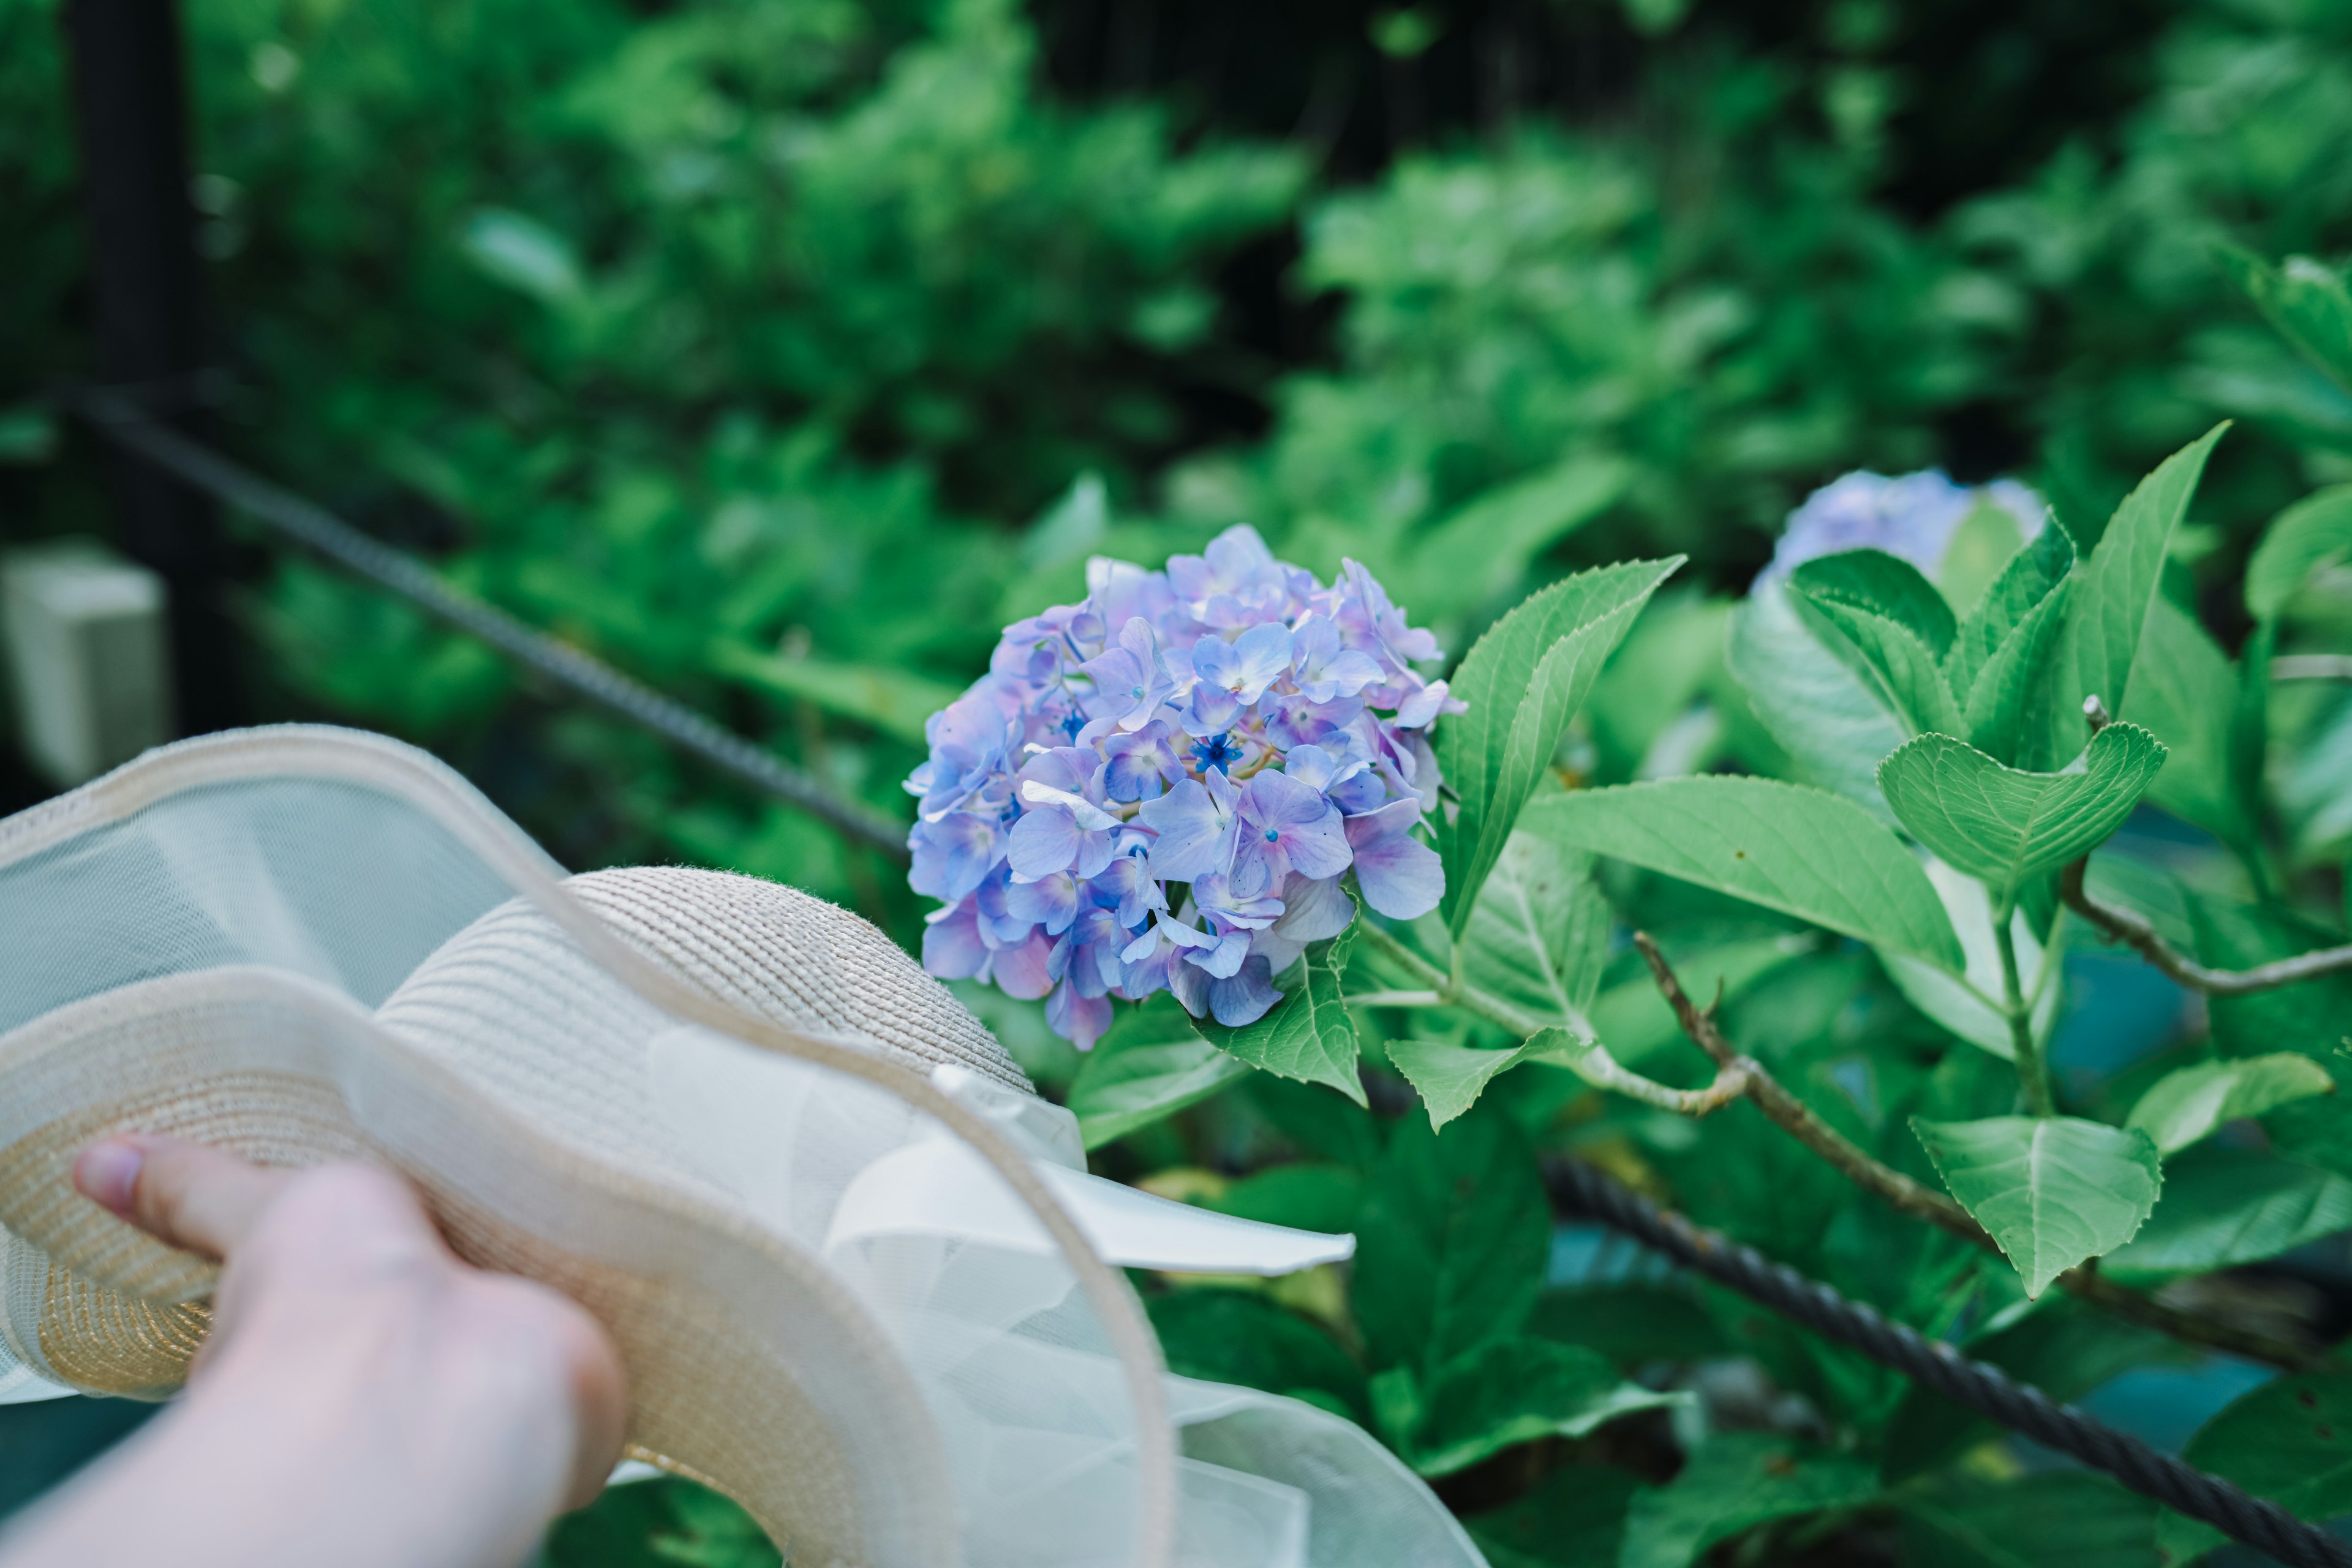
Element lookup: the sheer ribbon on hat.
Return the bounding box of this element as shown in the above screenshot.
[0,726,1482,1568]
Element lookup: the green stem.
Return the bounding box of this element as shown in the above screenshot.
[1993,907,2056,1117]
[1343,989,1447,1009]
[1351,918,1742,1113]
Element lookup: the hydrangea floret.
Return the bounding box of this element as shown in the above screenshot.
[907,526,1460,1048]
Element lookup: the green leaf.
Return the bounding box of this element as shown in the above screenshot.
[1618,1433,1880,1568]
[709,639,963,746]
[1466,1465,1644,1568]
[1876,724,2168,909]
[1911,1116,2162,1297]
[1405,1336,1682,1478]
[541,1476,778,1568]
[1878,856,2064,1060]
[2117,597,2249,846]
[2103,1147,2352,1281]
[2124,1054,2335,1155]
[1203,1162,1364,1233]
[1588,937,1803,1072]
[1791,592,1964,737]
[1351,1104,1551,1371]
[1146,1287,1370,1422]
[1436,558,1684,933]
[2247,484,2352,622]
[2160,1371,2352,1564]
[1386,1031,1588,1131]
[1194,920,1366,1106]
[1530,1284,1730,1365]
[1069,993,1250,1148]
[1406,453,1634,619]
[1959,578,2074,765]
[1791,548,1958,657]
[461,206,586,304]
[1463,829,1610,1030]
[2229,250,2352,394]
[1524,777,1964,969]
[1948,526,2075,699]
[2023,426,2227,769]
[1727,583,1908,818]
[1898,1471,2154,1568]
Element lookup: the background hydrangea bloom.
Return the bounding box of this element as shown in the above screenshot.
[908,526,1455,1048]
[1759,470,2046,586]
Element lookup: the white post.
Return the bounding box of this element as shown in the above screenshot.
[1,540,174,786]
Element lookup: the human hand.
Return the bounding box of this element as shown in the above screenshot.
[0,1135,625,1568]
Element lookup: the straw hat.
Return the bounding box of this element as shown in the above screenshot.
[0,727,1483,1568]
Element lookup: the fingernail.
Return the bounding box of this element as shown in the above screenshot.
[74,1139,144,1215]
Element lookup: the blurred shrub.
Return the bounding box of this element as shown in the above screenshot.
[1169,50,2024,640]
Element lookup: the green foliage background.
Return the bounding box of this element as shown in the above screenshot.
[9,0,2352,1563]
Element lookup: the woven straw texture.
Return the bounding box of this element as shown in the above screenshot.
[0,727,1172,1568]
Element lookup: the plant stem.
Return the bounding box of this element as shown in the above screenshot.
[1635,934,2312,1369]
[1632,933,1988,1245]
[1993,909,2057,1118]
[1350,918,1745,1115]
[2059,859,2352,995]
[1343,989,1447,1009]
[1366,918,2316,1368]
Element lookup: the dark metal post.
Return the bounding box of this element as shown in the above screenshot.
[61,0,240,733]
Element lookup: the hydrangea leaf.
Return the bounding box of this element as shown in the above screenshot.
[1726,584,1907,820]
[1436,557,1684,935]
[1202,1162,1364,1234]
[1405,453,1632,622]
[1466,1466,1645,1568]
[1789,548,1958,657]
[1876,724,2167,910]
[1192,921,1366,1106]
[1619,1433,1882,1568]
[2158,1371,2352,1565]
[1911,1115,2162,1297]
[1351,1104,1550,1370]
[1069,992,1250,1148]
[1790,594,1963,738]
[2124,1054,2335,1155]
[2103,1147,2352,1282]
[1959,575,2073,765]
[1947,524,2075,699]
[1147,1287,1369,1423]
[1403,1336,1683,1478]
[1461,830,1608,1031]
[2227,249,2352,395]
[1588,937,1805,1072]
[2115,598,2248,846]
[2022,426,2226,769]
[1898,1471,2154,1568]
[2245,484,2352,622]
[1877,858,2063,1061]
[1386,1031,1589,1131]
[1523,775,1964,970]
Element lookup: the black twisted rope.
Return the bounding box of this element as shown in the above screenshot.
[67,389,913,858]
[1545,1158,2352,1568]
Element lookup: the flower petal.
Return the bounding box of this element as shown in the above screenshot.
[1344,799,1444,919]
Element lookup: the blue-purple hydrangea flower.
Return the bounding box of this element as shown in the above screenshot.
[1761,470,2045,586]
[907,526,1458,1049]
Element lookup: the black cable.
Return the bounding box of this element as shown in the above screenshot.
[67,390,912,859]
[1545,1157,2352,1568]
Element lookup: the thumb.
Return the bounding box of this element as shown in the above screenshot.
[74,1134,293,1261]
